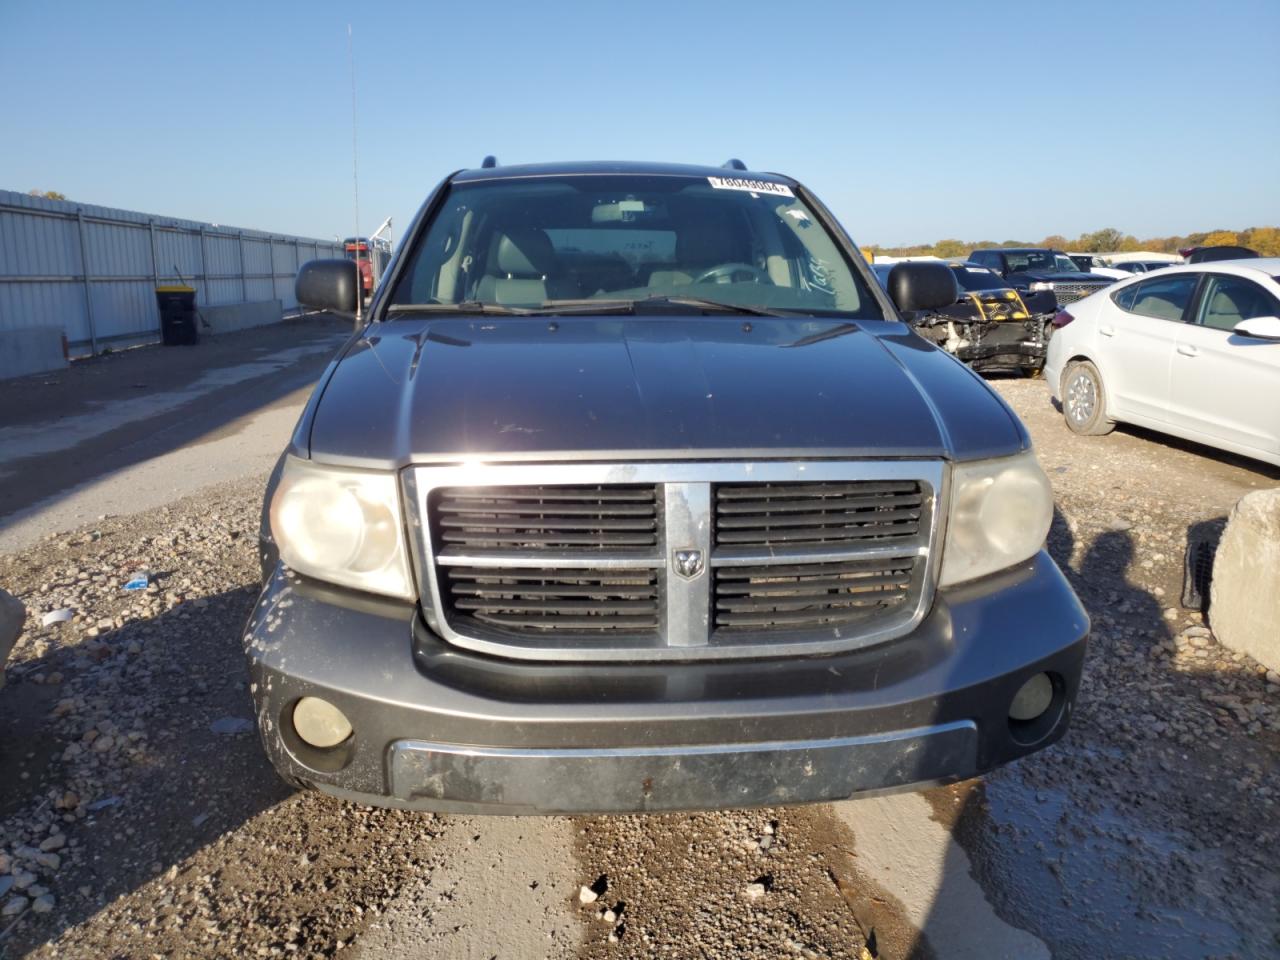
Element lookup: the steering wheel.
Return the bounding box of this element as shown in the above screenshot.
[692,262,772,285]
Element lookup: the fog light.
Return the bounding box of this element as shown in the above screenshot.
[1009,673,1054,721]
[293,697,352,749]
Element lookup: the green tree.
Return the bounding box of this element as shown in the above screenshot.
[932,238,967,258]
[27,189,67,200]
[1079,228,1126,252]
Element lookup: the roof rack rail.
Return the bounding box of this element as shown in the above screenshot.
[481,155,498,169]
[721,158,747,171]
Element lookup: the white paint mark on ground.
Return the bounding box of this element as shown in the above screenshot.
[833,793,1050,960]
[0,401,304,552]
[0,341,340,462]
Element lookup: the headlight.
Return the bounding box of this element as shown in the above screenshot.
[939,450,1053,587]
[269,456,414,598]
[1030,281,1054,292]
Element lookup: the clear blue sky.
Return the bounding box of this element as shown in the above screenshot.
[3,0,1277,247]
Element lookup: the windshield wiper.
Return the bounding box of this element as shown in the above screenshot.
[385,301,538,317]
[386,296,795,319]
[524,296,791,317]
[640,296,791,317]
[783,322,859,348]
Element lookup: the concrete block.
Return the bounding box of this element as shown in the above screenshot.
[1,589,23,685]
[199,299,282,335]
[0,327,67,381]
[1209,487,1280,672]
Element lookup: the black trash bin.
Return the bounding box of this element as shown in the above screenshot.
[156,285,198,345]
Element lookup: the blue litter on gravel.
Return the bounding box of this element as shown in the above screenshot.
[123,570,151,591]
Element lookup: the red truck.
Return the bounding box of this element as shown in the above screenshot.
[343,237,376,299]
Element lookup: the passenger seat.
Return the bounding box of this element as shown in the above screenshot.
[475,230,573,305]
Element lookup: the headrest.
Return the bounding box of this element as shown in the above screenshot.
[496,229,554,277]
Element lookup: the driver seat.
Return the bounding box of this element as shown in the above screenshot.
[647,216,744,289]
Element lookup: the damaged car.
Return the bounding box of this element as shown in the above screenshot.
[874,261,1056,374]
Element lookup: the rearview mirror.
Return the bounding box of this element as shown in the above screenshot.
[296,259,360,316]
[1233,315,1280,341]
[886,263,960,313]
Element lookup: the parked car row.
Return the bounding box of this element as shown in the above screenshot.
[872,246,1116,376]
[966,247,1115,306]
[1108,259,1180,275]
[876,244,1267,385]
[1066,254,1131,280]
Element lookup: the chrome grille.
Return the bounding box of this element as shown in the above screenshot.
[435,485,657,551]
[714,556,916,631]
[410,462,942,662]
[443,567,659,632]
[1051,282,1110,305]
[714,481,923,547]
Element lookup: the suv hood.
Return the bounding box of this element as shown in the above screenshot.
[304,316,1027,466]
[1011,269,1108,284]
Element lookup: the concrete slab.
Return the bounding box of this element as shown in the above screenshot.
[200,300,283,335]
[833,793,1050,960]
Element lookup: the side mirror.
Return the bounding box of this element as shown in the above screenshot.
[886,263,961,313]
[296,259,360,316]
[1233,315,1280,341]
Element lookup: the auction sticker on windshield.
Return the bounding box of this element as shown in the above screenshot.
[706,176,794,197]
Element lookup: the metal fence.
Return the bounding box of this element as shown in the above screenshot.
[0,189,343,356]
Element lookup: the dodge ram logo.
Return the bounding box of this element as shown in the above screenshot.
[673,548,705,580]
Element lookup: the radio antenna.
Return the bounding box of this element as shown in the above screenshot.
[348,23,362,328]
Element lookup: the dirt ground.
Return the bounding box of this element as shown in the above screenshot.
[1,378,1277,959]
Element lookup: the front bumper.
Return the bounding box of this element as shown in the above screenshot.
[955,339,1047,369]
[245,552,1088,814]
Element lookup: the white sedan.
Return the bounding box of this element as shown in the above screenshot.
[1045,258,1280,467]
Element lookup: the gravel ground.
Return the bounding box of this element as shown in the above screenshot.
[1,378,1278,959]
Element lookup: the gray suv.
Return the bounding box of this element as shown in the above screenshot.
[246,160,1089,814]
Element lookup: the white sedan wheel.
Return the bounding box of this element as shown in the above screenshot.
[1062,360,1115,436]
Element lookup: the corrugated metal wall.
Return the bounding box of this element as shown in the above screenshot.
[0,189,343,356]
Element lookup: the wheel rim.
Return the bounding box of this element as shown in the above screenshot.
[1065,370,1096,424]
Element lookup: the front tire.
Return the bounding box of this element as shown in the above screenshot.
[1061,360,1114,436]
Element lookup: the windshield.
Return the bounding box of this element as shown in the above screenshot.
[1004,250,1080,274]
[952,265,1007,292]
[388,175,882,317]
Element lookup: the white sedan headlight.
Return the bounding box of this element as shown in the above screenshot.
[269,456,414,598]
[939,450,1054,587]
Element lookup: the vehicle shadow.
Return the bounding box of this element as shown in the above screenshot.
[819,508,1085,959]
[0,582,290,955]
[1043,399,1280,482]
[922,513,1277,957]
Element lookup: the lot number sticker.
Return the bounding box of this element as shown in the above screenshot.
[707,176,794,198]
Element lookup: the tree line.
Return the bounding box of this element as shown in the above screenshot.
[868,226,1280,259]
